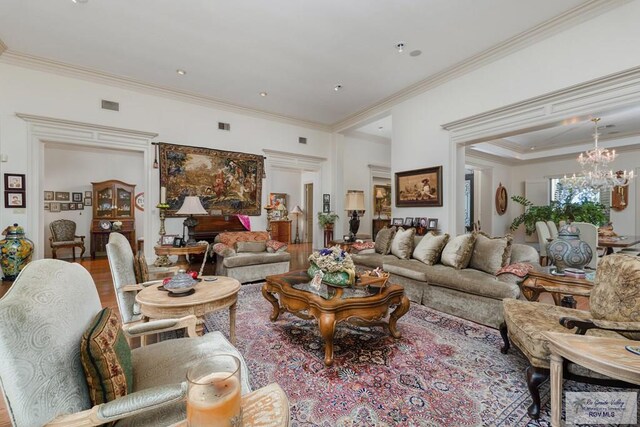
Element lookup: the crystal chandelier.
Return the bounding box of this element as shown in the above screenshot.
[560,118,634,191]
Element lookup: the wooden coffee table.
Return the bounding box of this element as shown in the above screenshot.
[136,276,240,341]
[263,270,410,366]
[520,267,594,308]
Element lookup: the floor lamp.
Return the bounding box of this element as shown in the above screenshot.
[290,205,303,244]
[176,196,208,246]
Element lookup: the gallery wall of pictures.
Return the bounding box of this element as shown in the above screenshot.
[4,173,26,208]
[43,190,92,212]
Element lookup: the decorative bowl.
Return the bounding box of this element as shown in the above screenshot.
[163,269,198,294]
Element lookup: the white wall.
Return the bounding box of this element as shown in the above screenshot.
[43,144,144,258]
[391,1,640,235]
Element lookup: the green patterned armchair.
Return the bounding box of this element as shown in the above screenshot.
[501,254,640,420]
[0,259,251,426]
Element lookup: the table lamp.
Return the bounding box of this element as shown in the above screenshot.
[345,190,365,241]
[290,205,303,244]
[176,196,208,246]
[375,188,385,219]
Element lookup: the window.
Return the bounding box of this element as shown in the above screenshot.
[549,178,610,221]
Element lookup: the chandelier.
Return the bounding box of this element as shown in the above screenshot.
[560,118,634,191]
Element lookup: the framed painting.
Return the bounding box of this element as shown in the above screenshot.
[269,193,287,211]
[323,194,330,204]
[373,184,391,217]
[322,203,330,213]
[5,191,25,208]
[159,143,264,216]
[84,197,92,206]
[50,202,61,212]
[72,192,83,202]
[55,191,70,201]
[44,191,54,201]
[60,203,69,211]
[4,174,25,191]
[395,166,443,207]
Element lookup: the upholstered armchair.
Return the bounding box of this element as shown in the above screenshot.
[0,259,251,426]
[501,254,640,420]
[535,221,550,266]
[49,219,85,260]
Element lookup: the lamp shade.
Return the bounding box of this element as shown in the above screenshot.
[345,190,365,211]
[375,188,385,199]
[290,205,303,215]
[176,196,208,216]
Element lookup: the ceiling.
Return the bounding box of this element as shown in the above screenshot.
[0,0,589,126]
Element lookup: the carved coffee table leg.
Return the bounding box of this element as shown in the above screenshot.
[261,283,280,321]
[389,296,410,338]
[318,313,337,366]
[229,300,237,345]
[195,317,205,336]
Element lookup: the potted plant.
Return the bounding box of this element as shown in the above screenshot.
[317,212,339,230]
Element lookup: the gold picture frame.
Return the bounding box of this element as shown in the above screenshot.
[395,166,443,207]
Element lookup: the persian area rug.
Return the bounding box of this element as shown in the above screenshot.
[203,284,632,427]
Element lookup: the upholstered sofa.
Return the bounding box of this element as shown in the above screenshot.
[212,231,291,283]
[351,230,539,328]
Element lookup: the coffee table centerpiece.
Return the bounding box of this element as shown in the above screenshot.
[308,246,356,287]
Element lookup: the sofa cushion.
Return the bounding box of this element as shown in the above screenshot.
[222,252,290,268]
[390,227,415,259]
[469,233,512,275]
[441,233,476,269]
[81,307,133,405]
[212,243,236,258]
[374,227,396,255]
[266,240,288,253]
[510,244,540,264]
[236,241,267,253]
[412,232,449,265]
[352,253,398,269]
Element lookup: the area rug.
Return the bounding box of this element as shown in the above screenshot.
[202,283,633,426]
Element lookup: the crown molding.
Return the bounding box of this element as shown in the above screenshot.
[1,50,331,133]
[343,130,391,145]
[332,0,630,132]
[0,37,7,55]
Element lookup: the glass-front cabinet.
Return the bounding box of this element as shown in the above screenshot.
[91,180,136,258]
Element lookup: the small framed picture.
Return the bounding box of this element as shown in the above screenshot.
[84,197,92,206]
[412,218,420,227]
[50,202,61,212]
[428,218,439,229]
[55,192,70,201]
[72,192,83,202]
[5,192,25,208]
[172,237,183,248]
[60,203,69,211]
[418,217,428,228]
[404,217,414,227]
[323,203,330,213]
[76,203,84,210]
[392,218,404,226]
[44,191,54,201]
[69,203,77,210]
[323,194,330,204]
[44,202,50,210]
[4,174,25,191]
[84,191,92,198]
[161,235,177,246]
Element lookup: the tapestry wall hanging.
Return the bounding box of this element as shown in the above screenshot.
[159,143,264,216]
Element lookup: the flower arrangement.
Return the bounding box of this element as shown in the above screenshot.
[308,246,354,273]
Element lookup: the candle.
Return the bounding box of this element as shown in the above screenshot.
[187,372,241,427]
[160,187,166,204]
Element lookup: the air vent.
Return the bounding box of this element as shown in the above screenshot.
[101,100,119,111]
[218,122,230,131]
[298,137,307,144]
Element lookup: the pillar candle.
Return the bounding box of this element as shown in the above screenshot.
[161,187,166,204]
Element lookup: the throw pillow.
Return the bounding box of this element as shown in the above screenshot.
[412,232,450,265]
[266,240,288,253]
[81,307,133,406]
[133,250,149,284]
[236,241,267,253]
[374,227,396,255]
[212,243,236,258]
[352,241,376,254]
[441,233,477,269]
[390,227,416,260]
[469,233,513,275]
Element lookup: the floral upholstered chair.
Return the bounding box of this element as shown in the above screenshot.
[0,259,251,426]
[49,219,85,260]
[501,254,640,420]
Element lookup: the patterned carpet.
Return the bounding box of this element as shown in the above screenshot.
[202,283,630,426]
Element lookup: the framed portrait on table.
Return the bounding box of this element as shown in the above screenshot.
[428,218,439,229]
[395,166,443,207]
[161,235,177,246]
[404,217,414,227]
[392,218,404,226]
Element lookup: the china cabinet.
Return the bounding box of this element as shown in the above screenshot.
[91,180,136,258]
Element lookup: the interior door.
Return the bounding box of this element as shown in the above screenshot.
[304,183,313,243]
[464,173,474,232]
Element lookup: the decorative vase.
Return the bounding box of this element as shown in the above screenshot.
[307,262,354,287]
[547,223,593,273]
[0,223,34,281]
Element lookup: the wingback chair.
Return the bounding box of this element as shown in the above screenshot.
[0,259,251,426]
[501,254,640,420]
[49,219,85,260]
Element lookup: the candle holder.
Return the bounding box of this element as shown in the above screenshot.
[154,203,172,267]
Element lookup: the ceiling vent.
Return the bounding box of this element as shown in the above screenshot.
[298,137,307,144]
[218,122,231,131]
[101,100,119,111]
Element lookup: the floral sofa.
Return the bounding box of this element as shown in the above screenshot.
[212,231,291,283]
[351,229,540,328]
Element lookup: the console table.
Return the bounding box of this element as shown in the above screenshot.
[270,219,291,244]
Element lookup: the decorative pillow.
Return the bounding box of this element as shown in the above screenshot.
[266,240,288,253]
[441,233,477,269]
[81,307,133,406]
[496,262,534,278]
[374,227,396,255]
[352,241,376,254]
[212,242,236,258]
[390,227,416,260]
[412,232,450,265]
[469,233,513,275]
[218,231,270,247]
[133,251,149,284]
[236,241,267,253]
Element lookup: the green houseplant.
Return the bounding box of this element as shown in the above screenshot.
[317,212,339,229]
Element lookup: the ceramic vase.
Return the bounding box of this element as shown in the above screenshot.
[307,262,354,287]
[547,223,593,273]
[0,223,34,281]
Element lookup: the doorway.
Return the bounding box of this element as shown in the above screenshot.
[304,183,313,243]
[464,172,474,231]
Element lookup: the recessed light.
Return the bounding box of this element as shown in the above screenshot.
[530,146,536,151]
[395,42,405,53]
[259,92,268,97]
[72,0,88,3]
[176,69,186,76]
[334,84,343,92]
[409,50,422,57]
